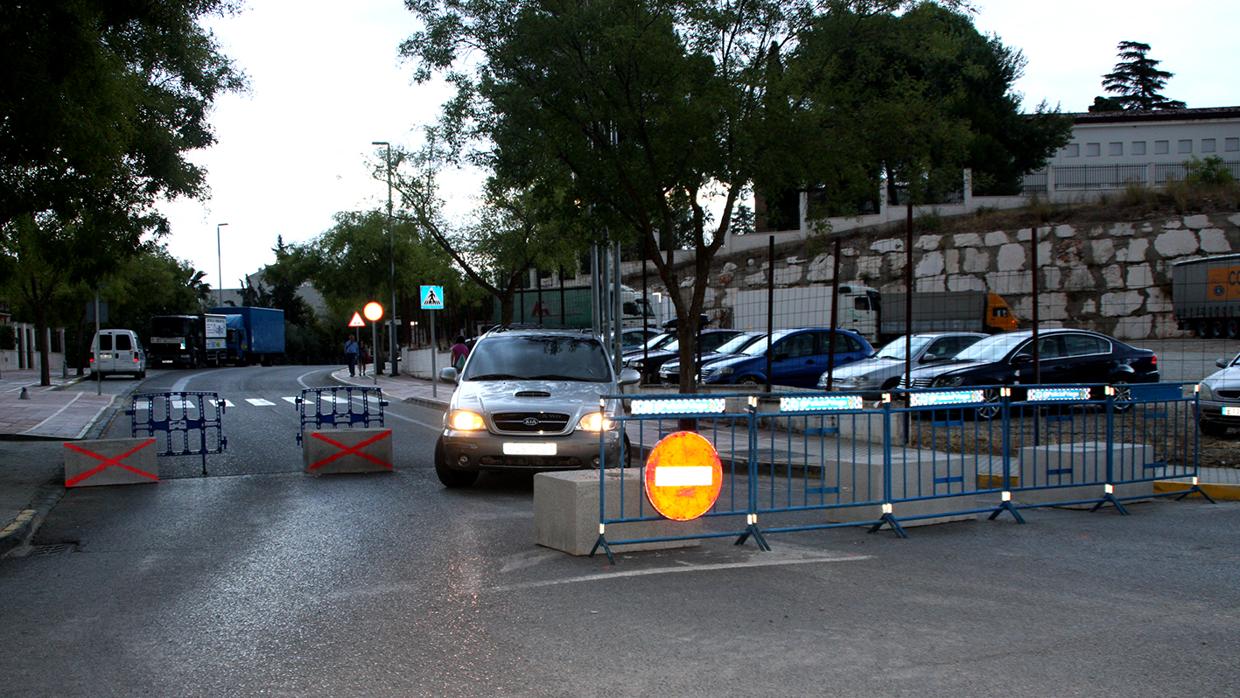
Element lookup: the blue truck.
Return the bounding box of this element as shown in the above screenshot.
[208,306,286,365]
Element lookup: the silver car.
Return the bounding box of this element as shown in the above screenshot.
[818,332,985,398]
[435,328,640,487]
[1198,352,1240,437]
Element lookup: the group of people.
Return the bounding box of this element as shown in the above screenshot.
[342,336,372,377]
[343,334,471,378]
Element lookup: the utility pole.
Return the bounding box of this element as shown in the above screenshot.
[372,141,398,376]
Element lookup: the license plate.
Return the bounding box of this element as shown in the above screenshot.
[1223,406,1240,417]
[503,442,557,456]
[99,353,112,359]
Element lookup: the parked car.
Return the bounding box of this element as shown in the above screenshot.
[699,328,873,388]
[658,332,766,384]
[89,329,146,379]
[613,326,662,353]
[622,330,676,359]
[820,332,985,398]
[624,329,745,382]
[1198,351,1240,437]
[901,328,1160,400]
[433,328,640,488]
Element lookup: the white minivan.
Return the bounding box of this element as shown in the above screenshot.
[91,329,147,379]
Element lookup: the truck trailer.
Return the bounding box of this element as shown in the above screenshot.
[877,291,1017,342]
[208,306,286,365]
[730,284,880,339]
[1171,254,1240,338]
[148,314,228,367]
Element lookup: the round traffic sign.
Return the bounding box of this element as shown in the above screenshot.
[363,301,384,322]
[643,431,723,521]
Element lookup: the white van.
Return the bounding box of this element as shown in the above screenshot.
[91,329,147,379]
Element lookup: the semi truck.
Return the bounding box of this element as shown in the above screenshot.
[1171,253,1240,338]
[731,284,880,339]
[208,306,286,365]
[148,313,228,367]
[877,291,1017,342]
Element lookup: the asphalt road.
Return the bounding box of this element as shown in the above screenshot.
[1,365,1238,695]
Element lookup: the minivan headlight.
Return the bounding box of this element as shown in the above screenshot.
[1198,382,1215,401]
[448,410,486,431]
[577,411,615,432]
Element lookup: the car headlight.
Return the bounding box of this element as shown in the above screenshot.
[934,375,964,387]
[630,361,644,370]
[718,366,734,376]
[1198,382,1215,401]
[576,411,615,432]
[448,410,486,431]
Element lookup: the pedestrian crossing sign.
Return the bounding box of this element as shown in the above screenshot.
[420,285,444,310]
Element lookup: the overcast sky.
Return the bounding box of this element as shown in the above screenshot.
[157,0,1240,295]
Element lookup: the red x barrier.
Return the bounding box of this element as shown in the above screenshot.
[64,438,158,487]
[308,430,393,471]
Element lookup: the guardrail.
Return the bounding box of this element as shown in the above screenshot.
[591,383,1212,562]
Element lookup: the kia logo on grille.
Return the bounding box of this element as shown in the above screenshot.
[523,417,540,427]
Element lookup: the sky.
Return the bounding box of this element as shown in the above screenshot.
[157,0,1240,294]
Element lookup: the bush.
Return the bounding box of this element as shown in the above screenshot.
[1185,156,1237,187]
[0,323,15,351]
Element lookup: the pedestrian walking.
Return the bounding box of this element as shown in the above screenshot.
[344,335,359,377]
[450,335,470,371]
[360,343,370,377]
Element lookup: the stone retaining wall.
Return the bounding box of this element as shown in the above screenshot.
[641,211,1240,340]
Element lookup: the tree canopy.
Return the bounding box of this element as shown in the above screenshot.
[1096,40,1185,111]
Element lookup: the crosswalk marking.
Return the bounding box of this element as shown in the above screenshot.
[135,395,382,410]
[209,399,235,408]
[245,398,275,406]
[282,396,298,404]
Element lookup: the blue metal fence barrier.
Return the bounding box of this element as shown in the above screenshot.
[127,391,227,476]
[295,386,388,445]
[591,383,1212,563]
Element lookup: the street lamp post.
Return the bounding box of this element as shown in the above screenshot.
[372,141,398,377]
[215,222,229,306]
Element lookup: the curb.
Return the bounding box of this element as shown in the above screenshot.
[1153,480,1240,501]
[403,395,449,411]
[0,509,36,557]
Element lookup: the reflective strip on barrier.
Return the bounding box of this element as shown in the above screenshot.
[630,397,726,415]
[779,395,863,412]
[907,390,986,407]
[1026,387,1092,402]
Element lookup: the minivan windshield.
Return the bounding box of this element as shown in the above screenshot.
[952,333,1028,363]
[464,335,613,382]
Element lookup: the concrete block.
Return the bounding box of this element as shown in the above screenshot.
[1015,441,1154,508]
[303,428,394,475]
[64,437,159,488]
[535,469,702,555]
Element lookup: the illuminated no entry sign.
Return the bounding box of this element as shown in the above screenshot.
[643,431,723,521]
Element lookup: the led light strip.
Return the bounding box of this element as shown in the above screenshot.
[1026,387,1092,402]
[908,390,986,407]
[630,397,727,415]
[779,395,863,412]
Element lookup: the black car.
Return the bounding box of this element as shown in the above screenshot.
[624,328,745,382]
[902,328,1160,397]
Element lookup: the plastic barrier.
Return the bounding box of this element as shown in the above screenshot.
[591,383,1213,563]
[127,391,226,476]
[295,386,387,446]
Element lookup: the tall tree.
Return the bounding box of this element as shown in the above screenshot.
[1098,40,1185,111]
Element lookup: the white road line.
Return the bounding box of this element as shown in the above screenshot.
[20,391,87,435]
[208,399,235,408]
[282,396,298,404]
[245,398,275,406]
[487,553,873,593]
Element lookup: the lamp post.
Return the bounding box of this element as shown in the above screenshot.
[372,140,398,376]
[215,222,229,306]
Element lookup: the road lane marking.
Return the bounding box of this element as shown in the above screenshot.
[487,553,873,592]
[209,399,235,408]
[245,398,275,406]
[282,396,298,404]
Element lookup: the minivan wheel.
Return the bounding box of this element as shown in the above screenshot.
[434,438,478,488]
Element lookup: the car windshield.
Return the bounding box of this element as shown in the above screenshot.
[463,335,613,382]
[717,333,762,354]
[742,330,792,356]
[953,333,1028,363]
[875,336,933,361]
[644,333,674,350]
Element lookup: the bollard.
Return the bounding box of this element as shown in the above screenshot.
[19,387,29,400]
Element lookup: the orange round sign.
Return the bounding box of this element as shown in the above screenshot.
[363,301,384,322]
[643,431,723,521]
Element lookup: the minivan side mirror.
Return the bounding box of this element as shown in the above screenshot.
[773,351,789,362]
[1218,357,1230,368]
[921,354,945,364]
[439,367,459,383]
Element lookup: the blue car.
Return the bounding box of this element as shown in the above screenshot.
[699,328,873,388]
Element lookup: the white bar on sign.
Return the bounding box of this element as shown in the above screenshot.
[654,466,714,487]
[503,442,557,456]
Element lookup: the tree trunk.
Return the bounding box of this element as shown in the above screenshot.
[32,292,51,387]
[498,292,514,326]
